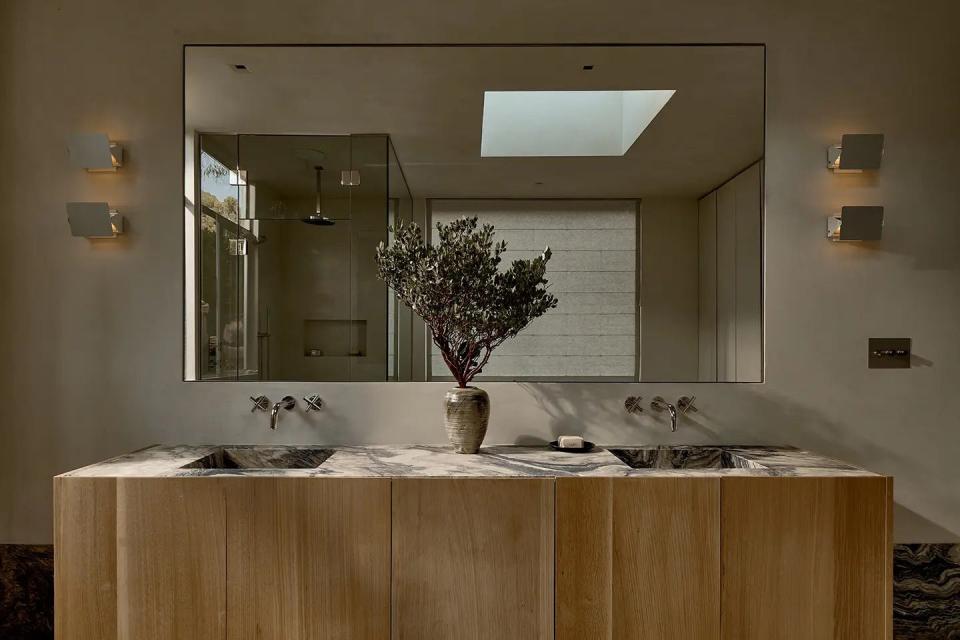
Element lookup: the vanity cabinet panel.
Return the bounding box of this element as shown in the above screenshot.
[556,478,613,638]
[556,477,721,640]
[392,478,555,640]
[115,478,227,640]
[224,478,391,640]
[721,477,893,640]
[54,477,118,640]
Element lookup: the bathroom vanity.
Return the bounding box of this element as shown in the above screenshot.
[54,445,891,640]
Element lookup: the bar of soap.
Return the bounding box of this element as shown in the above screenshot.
[558,435,584,449]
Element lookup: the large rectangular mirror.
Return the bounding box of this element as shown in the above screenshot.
[184,45,764,382]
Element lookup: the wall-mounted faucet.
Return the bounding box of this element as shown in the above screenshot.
[649,395,698,432]
[650,396,679,432]
[251,394,320,430]
[270,396,297,430]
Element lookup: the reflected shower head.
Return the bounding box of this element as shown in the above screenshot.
[302,214,335,226]
[304,165,335,226]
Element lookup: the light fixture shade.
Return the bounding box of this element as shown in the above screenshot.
[67,133,123,171]
[827,134,884,171]
[827,206,884,241]
[66,202,124,238]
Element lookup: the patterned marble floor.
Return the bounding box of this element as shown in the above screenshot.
[0,545,52,639]
[894,544,960,639]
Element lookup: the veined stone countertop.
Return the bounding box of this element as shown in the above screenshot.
[57,444,879,478]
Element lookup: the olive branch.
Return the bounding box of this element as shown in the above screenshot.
[375,216,557,387]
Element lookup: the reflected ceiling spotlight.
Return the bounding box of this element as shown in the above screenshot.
[826,206,884,241]
[67,132,124,172]
[66,202,125,238]
[827,134,884,172]
[302,166,335,226]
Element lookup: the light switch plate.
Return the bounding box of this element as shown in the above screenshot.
[868,338,911,369]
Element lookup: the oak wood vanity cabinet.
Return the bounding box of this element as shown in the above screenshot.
[55,474,891,640]
[55,477,392,640]
[556,476,893,640]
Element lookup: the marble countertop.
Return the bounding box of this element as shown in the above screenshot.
[58,444,878,479]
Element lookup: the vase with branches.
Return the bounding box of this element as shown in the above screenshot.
[375,216,557,452]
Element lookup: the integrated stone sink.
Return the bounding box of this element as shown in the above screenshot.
[181,446,334,470]
[609,446,766,470]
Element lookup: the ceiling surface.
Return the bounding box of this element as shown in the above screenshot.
[186,45,764,199]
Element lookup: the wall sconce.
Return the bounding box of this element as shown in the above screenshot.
[66,202,125,238]
[826,206,884,241]
[826,134,884,172]
[67,133,124,172]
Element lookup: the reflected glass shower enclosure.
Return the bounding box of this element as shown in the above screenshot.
[190,133,412,381]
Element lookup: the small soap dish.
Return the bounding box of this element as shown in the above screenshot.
[548,440,595,453]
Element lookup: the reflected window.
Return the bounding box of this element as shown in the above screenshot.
[430,200,638,381]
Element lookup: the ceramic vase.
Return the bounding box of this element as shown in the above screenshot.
[443,387,490,454]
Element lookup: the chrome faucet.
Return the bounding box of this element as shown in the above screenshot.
[650,396,678,432]
[270,396,296,430]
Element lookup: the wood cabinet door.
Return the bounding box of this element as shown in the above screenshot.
[721,477,893,640]
[225,477,391,640]
[115,478,226,640]
[392,478,554,640]
[556,477,721,640]
[54,477,118,640]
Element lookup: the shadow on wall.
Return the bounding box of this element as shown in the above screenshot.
[894,505,960,544]
[872,213,960,272]
[512,382,723,444]
[513,382,959,540]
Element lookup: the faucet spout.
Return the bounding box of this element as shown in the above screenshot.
[270,396,297,430]
[650,396,679,432]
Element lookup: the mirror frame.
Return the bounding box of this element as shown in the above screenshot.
[181,42,766,384]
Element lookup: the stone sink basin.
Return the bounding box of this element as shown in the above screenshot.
[608,446,767,470]
[181,446,334,470]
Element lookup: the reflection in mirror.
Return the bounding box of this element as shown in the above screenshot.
[193,133,402,381]
[184,45,764,382]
